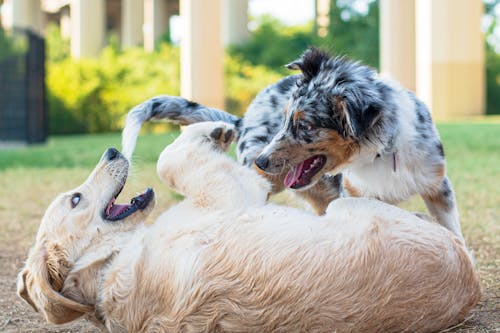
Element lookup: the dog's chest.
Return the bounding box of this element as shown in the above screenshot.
[344,153,435,203]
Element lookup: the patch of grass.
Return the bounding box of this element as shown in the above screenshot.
[0,131,180,170]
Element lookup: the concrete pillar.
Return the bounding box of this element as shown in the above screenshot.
[222,0,249,46]
[416,0,484,119]
[380,0,416,91]
[180,0,224,109]
[143,0,169,52]
[2,0,44,34]
[70,0,105,58]
[122,0,144,48]
[315,0,330,37]
[60,6,71,39]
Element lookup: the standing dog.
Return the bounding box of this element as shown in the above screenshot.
[122,48,464,241]
[19,122,479,332]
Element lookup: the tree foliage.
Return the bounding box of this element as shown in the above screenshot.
[484,0,500,114]
[326,0,379,68]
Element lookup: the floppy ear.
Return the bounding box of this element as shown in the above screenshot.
[17,268,38,312]
[332,96,382,139]
[332,96,356,139]
[19,245,93,324]
[285,60,302,71]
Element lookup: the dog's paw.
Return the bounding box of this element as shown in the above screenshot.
[208,124,235,151]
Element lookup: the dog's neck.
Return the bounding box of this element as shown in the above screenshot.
[62,229,139,324]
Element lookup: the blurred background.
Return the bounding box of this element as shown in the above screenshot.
[0,0,498,142]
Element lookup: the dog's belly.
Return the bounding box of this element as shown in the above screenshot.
[116,200,477,332]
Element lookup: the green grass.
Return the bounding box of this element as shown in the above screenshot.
[0,131,180,170]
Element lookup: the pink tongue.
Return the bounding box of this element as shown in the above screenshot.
[284,161,305,188]
[108,204,131,217]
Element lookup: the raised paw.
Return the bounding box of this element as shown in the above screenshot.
[208,124,235,151]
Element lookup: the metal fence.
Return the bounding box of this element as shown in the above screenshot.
[0,29,46,143]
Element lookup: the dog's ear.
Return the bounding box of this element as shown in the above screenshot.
[285,60,302,71]
[332,96,356,139]
[331,96,382,140]
[17,268,38,312]
[19,245,93,324]
[285,48,331,82]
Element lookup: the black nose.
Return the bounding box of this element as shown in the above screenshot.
[254,155,270,171]
[105,148,120,161]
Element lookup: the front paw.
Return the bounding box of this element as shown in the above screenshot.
[209,124,235,151]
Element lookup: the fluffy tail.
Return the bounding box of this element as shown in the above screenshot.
[122,95,240,160]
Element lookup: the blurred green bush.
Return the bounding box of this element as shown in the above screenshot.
[47,33,181,134]
[45,24,282,134]
[228,16,317,74]
[225,53,282,117]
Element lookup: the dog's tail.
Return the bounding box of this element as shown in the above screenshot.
[122,95,240,159]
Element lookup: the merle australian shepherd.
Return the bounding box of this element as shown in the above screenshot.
[122,48,464,242]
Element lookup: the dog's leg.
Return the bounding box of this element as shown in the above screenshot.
[296,174,344,215]
[158,122,270,210]
[421,176,464,241]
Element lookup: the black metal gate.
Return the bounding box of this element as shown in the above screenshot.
[0,28,46,143]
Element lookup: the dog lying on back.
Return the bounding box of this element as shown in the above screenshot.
[18,121,479,332]
[122,48,464,243]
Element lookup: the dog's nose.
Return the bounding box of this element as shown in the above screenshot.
[105,148,120,161]
[254,155,270,171]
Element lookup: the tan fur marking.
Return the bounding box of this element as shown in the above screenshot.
[292,111,303,126]
[301,178,341,214]
[343,178,362,197]
[46,243,71,292]
[434,164,446,179]
[422,192,449,210]
[317,130,358,168]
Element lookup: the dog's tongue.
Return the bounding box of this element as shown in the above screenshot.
[105,197,132,218]
[284,162,305,188]
[108,204,131,217]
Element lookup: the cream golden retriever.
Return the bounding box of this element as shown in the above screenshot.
[18,121,480,332]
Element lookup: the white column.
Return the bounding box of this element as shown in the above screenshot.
[181,0,224,109]
[416,0,484,119]
[122,0,144,48]
[70,0,105,58]
[315,0,330,37]
[222,0,249,46]
[2,0,44,34]
[143,0,169,52]
[60,6,71,39]
[380,0,416,91]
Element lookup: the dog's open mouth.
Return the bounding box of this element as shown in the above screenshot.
[284,155,326,189]
[104,187,154,221]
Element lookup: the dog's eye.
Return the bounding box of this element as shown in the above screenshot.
[298,121,313,131]
[71,193,81,208]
